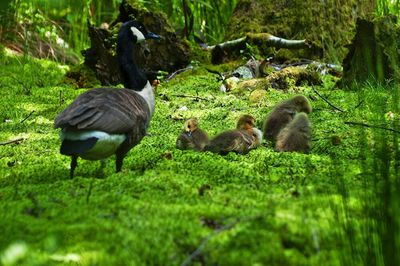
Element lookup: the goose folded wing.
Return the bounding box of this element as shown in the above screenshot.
[54,88,150,134]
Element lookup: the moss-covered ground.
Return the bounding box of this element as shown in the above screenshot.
[1,50,399,265]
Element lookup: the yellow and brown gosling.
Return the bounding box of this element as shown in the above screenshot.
[204,115,262,155]
[176,118,209,151]
[275,112,311,153]
[263,95,312,141]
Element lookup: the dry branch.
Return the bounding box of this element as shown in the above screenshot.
[0,137,25,146]
[166,66,194,81]
[312,86,345,112]
[180,215,262,266]
[180,219,240,266]
[344,121,400,134]
[20,110,35,123]
[171,94,210,101]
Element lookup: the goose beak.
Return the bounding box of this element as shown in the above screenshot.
[145,32,162,41]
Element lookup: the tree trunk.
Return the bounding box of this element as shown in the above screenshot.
[339,16,400,87]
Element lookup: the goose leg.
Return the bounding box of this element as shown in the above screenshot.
[115,153,125,173]
[115,135,133,173]
[70,156,78,179]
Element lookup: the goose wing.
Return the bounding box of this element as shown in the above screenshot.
[54,88,150,134]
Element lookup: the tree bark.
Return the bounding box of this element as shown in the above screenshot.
[339,16,400,87]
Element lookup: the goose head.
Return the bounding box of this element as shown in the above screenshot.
[121,20,161,44]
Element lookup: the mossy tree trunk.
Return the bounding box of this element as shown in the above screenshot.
[340,16,400,87]
[0,0,15,42]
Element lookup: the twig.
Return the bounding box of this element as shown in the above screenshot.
[344,121,400,134]
[205,68,225,81]
[171,94,210,101]
[20,110,35,123]
[354,100,364,109]
[181,215,262,266]
[180,219,240,266]
[0,137,25,146]
[312,86,345,112]
[166,66,194,81]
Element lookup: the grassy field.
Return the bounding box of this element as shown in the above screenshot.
[0,49,399,265]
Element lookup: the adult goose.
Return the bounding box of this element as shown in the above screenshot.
[54,20,160,178]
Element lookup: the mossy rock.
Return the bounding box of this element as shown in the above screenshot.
[249,89,267,103]
[238,78,270,91]
[266,66,322,91]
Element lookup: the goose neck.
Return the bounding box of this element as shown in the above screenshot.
[117,35,147,91]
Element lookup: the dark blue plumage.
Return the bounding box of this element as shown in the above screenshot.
[60,138,98,156]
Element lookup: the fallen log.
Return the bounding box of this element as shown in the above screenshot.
[204,33,311,51]
[203,33,315,64]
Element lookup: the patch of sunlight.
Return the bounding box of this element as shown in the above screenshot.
[49,250,105,265]
[4,48,20,57]
[50,253,80,263]
[3,47,69,73]
[1,242,28,266]
[34,116,54,126]
[276,210,297,221]
[20,103,43,113]
[38,59,70,72]
[0,133,29,143]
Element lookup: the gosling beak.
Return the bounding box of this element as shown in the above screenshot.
[145,32,162,41]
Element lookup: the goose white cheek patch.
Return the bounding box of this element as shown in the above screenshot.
[130,27,145,42]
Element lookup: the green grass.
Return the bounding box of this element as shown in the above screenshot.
[0,51,399,265]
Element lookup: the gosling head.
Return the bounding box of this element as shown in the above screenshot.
[236,114,256,131]
[291,95,312,114]
[184,118,199,136]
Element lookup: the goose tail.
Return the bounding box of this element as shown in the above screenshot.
[60,137,98,156]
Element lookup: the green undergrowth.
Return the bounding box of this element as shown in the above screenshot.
[0,52,399,265]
